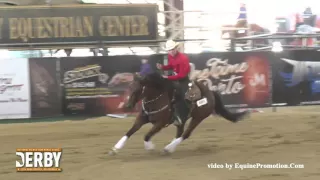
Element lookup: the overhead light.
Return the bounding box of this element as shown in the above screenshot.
[235,47,243,51]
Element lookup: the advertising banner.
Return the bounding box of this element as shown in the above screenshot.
[60,55,162,115]
[189,52,273,108]
[272,50,320,105]
[0,58,30,119]
[60,57,103,115]
[29,58,62,117]
[0,4,158,48]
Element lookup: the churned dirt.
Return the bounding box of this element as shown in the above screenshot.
[0,106,319,180]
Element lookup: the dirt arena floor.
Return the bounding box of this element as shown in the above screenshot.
[0,106,319,180]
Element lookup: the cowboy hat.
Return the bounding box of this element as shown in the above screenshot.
[164,40,179,51]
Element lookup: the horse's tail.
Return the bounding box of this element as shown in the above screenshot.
[213,91,249,123]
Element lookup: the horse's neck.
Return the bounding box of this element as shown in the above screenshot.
[144,91,161,100]
[144,89,167,102]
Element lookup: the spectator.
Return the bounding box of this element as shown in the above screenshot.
[237,3,247,20]
[303,7,313,16]
[139,59,153,76]
[294,13,304,30]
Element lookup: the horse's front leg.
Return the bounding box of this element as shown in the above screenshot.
[109,113,147,155]
[143,120,166,151]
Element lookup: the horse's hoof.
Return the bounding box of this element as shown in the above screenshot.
[108,148,118,156]
[146,148,155,152]
[161,149,172,155]
[146,149,156,155]
[144,141,155,151]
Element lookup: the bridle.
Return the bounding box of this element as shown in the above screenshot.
[141,86,170,115]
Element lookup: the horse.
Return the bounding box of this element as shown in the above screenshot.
[108,73,249,155]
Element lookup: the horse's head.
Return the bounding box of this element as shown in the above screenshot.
[124,73,172,110]
[122,73,143,110]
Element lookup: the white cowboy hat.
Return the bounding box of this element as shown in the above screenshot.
[164,40,179,51]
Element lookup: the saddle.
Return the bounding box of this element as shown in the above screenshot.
[184,81,202,102]
[166,81,203,127]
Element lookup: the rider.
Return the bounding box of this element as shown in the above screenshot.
[156,40,191,126]
[139,59,153,76]
[237,3,247,20]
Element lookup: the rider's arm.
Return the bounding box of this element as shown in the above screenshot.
[167,58,190,80]
[161,55,173,70]
[161,63,173,70]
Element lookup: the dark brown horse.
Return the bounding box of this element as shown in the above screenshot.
[109,73,249,155]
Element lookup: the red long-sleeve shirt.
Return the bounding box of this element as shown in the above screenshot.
[161,52,191,80]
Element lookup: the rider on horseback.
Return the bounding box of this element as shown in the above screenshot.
[156,40,191,126]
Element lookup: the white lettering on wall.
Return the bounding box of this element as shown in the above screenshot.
[189,58,249,95]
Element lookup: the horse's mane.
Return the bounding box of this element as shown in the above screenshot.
[143,73,174,92]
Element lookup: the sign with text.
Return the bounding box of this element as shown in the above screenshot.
[0,58,31,119]
[0,4,158,48]
[16,148,62,172]
[60,55,162,115]
[189,52,273,108]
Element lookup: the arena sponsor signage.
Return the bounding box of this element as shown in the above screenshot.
[28,58,62,118]
[189,58,249,94]
[63,64,112,99]
[60,55,153,115]
[16,148,62,172]
[0,4,158,48]
[67,103,86,111]
[0,58,30,119]
[189,53,272,107]
[272,50,320,105]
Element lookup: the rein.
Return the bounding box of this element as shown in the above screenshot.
[141,86,170,115]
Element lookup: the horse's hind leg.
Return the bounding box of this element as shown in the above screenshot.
[164,117,204,153]
[143,121,166,151]
[109,113,147,155]
[168,123,185,144]
[176,123,185,138]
